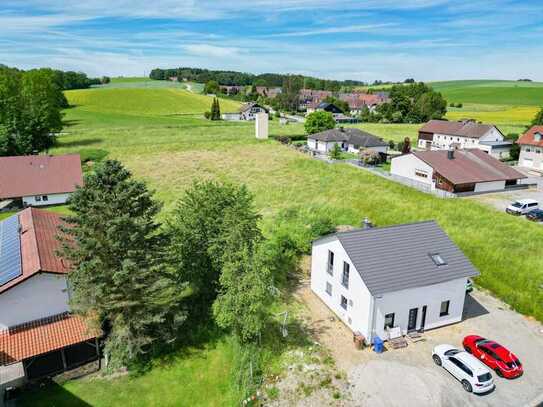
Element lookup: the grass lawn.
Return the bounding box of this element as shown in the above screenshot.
[17,84,543,405]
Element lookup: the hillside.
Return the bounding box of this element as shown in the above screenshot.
[66,87,241,117]
[431,80,543,106]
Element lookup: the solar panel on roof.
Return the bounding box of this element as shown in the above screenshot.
[0,214,22,286]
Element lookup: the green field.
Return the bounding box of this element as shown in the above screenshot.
[16,82,543,405]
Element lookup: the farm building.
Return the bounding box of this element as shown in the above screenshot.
[517,126,543,173]
[418,119,512,159]
[0,208,100,384]
[311,220,479,343]
[0,154,83,207]
[391,149,526,194]
[307,128,388,157]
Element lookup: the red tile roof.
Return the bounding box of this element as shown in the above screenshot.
[0,313,99,365]
[0,154,82,199]
[0,208,70,294]
[517,126,543,147]
[413,149,526,185]
[419,120,500,139]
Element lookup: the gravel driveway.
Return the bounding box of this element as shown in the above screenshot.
[300,285,543,407]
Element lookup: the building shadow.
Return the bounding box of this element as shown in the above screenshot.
[11,379,93,407]
[462,293,490,321]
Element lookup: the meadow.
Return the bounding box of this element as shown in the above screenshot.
[15,82,543,406]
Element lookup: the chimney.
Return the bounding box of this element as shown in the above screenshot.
[362,217,373,229]
[447,150,454,160]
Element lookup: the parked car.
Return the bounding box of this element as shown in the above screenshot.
[432,344,495,393]
[506,199,538,215]
[463,335,523,379]
[526,208,543,222]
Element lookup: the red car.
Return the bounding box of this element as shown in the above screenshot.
[463,335,523,379]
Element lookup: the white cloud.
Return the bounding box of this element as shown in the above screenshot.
[266,23,396,37]
[183,44,242,58]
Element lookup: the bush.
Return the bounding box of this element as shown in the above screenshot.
[456,103,463,108]
[204,111,211,119]
[329,143,342,160]
[388,140,395,150]
[304,111,336,135]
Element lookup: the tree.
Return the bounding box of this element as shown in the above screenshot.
[212,196,271,342]
[329,143,342,159]
[60,160,187,366]
[506,133,520,161]
[359,149,381,165]
[532,107,543,126]
[401,137,411,154]
[101,76,111,84]
[304,111,335,135]
[203,80,220,94]
[167,181,260,312]
[209,98,221,120]
[0,66,64,156]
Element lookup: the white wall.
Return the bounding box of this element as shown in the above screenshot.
[22,193,71,207]
[519,146,543,172]
[390,154,434,186]
[347,144,388,154]
[221,113,241,121]
[307,139,341,153]
[310,237,374,341]
[373,277,467,340]
[0,273,70,330]
[474,180,506,192]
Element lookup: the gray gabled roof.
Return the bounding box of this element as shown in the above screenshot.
[308,128,388,147]
[321,220,479,295]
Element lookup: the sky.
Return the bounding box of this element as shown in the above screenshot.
[1,0,543,82]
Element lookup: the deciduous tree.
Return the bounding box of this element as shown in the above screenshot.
[304,111,335,134]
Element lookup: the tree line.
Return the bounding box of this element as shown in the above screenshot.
[149,67,366,90]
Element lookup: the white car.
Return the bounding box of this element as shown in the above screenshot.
[432,344,494,394]
[506,199,539,215]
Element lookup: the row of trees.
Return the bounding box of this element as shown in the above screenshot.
[205,98,221,120]
[61,160,281,369]
[360,82,447,123]
[0,66,65,156]
[150,67,366,90]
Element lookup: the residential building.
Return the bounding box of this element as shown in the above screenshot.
[311,220,479,343]
[418,120,512,159]
[221,102,268,121]
[391,149,526,193]
[0,154,83,207]
[0,208,99,382]
[299,89,333,110]
[517,126,543,173]
[306,102,343,115]
[338,93,389,115]
[307,127,388,156]
[255,86,282,98]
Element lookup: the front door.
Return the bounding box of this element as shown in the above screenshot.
[407,308,418,332]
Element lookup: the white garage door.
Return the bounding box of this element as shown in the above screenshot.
[523,158,533,168]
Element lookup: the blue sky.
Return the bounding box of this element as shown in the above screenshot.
[1,0,543,81]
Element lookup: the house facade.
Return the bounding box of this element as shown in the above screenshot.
[307,128,388,156]
[0,154,83,207]
[311,221,478,343]
[391,149,526,193]
[0,208,99,383]
[418,120,512,159]
[517,126,543,173]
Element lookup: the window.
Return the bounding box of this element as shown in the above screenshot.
[430,253,447,266]
[342,262,350,288]
[42,195,48,202]
[327,251,334,275]
[449,357,473,377]
[415,170,428,179]
[384,313,395,329]
[440,300,450,316]
[325,282,332,296]
[340,295,348,310]
[35,195,42,202]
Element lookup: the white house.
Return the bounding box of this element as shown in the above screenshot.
[0,154,83,207]
[418,120,512,159]
[307,127,388,156]
[517,125,543,173]
[390,149,526,194]
[310,221,479,343]
[221,102,268,121]
[0,208,99,382]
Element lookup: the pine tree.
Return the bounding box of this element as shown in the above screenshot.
[60,160,187,366]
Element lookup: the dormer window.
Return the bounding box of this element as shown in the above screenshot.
[430,253,447,266]
[535,132,542,142]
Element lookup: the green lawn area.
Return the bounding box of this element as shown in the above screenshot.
[16,84,543,405]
